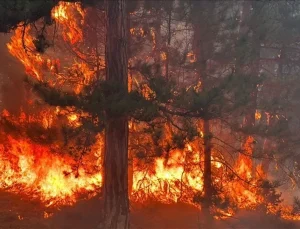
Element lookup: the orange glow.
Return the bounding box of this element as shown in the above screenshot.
[52,2,69,21]
[187,51,196,63]
[3,1,300,222]
[211,156,222,169]
[130,27,145,37]
[68,114,78,122]
[7,26,43,81]
[0,136,102,206]
[43,211,54,219]
[132,146,203,203]
[255,110,261,120]
[52,2,85,44]
[150,27,156,50]
[161,52,167,60]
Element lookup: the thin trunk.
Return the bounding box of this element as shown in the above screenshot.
[128,120,133,196]
[201,119,213,229]
[261,112,274,176]
[203,119,212,206]
[100,0,129,228]
[193,2,213,212]
[238,0,259,176]
[242,0,259,127]
[165,5,172,79]
[127,3,133,199]
[193,6,213,210]
[261,138,270,175]
[153,8,162,76]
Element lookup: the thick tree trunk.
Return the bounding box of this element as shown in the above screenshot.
[102,118,129,229]
[100,0,129,228]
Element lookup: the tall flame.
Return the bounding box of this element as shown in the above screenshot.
[0,136,102,206]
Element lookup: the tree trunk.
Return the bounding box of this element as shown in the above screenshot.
[261,138,271,175]
[127,2,133,199]
[153,7,162,76]
[165,3,172,79]
[100,0,129,228]
[192,1,214,210]
[203,119,212,206]
[243,1,260,177]
[192,2,214,219]
[202,119,213,229]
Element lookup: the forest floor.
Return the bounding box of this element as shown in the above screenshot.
[0,191,300,229]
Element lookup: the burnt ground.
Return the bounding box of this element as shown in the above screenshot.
[0,191,300,229]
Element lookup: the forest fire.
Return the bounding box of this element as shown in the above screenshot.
[0,120,102,206]
[1,1,300,227]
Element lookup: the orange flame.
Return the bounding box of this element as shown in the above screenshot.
[3,1,300,222]
[0,136,102,206]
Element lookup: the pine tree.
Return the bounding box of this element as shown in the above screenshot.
[100,0,129,228]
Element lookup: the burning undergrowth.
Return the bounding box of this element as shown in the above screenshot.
[0,110,102,207]
[0,108,300,220]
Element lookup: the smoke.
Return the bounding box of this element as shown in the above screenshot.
[0,33,27,115]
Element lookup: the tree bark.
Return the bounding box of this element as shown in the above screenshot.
[165,2,172,79]
[192,1,214,211]
[153,7,162,76]
[100,0,129,228]
[192,4,214,226]
[203,119,212,206]
[127,2,133,199]
[202,119,213,229]
[242,1,260,177]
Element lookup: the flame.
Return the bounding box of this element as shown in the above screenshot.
[7,26,43,80]
[1,103,299,220]
[52,2,85,44]
[150,27,156,50]
[68,114,78,122]
[130,27,145,37]
[132,147,203,203]
[187,143,192,151]
[43,211,54,219]
[0,136,102,206]
[211,156,222,169]
[161,52,167,61]
[3,1,300,222]
[255,110,261,120]
[187,51,196,63]
[52,2,69,21]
